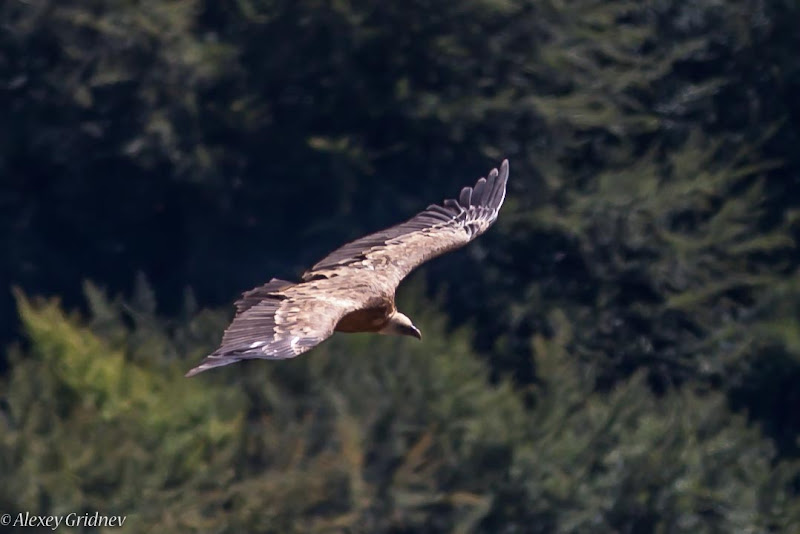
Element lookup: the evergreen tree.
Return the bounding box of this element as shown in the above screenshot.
[3,285,798,532]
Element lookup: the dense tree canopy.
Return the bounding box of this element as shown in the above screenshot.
[2,0,799,531]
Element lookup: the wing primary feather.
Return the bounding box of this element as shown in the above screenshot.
[459,186,472,207]
[489,160,509,208]
[484,168,498,195]
[482,174,498,207]
[472,178,487,205]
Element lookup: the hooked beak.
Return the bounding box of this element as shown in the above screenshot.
[409,325,422,340]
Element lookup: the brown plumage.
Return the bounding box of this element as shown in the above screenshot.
[185,159,510,377]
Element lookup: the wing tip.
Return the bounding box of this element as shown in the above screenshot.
[499,159,509,185]
[184,367,204,378]
[453,158,510,210]
[184,355,239,377]
[185,364,210,378]
[494,159,509,184]
[480,158,509,209]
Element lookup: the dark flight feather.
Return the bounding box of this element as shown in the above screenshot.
[234,278,295,314]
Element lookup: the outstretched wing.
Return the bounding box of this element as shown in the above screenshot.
[303,159,509,290]
[185,284,356,377]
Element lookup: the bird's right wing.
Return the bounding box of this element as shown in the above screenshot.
[303,159,509,290]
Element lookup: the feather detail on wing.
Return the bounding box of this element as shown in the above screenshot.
[234,278,295,314]
[302,159,509,289]
[185,286,353,377]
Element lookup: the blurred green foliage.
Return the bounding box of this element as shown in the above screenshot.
[3,284,798,532]
[2,0,800,531]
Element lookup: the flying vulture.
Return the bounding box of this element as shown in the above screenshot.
[185,159,509,377]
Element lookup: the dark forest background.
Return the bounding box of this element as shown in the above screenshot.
[2,0,800,532]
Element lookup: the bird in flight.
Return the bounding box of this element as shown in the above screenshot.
[186,160,509,377]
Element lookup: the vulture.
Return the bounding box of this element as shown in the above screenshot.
[186,159,509,377]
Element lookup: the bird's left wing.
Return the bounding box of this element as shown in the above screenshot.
[303,159,509,290]
[185,285,357,377]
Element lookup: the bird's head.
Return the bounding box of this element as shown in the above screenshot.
[380,311,422,340]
